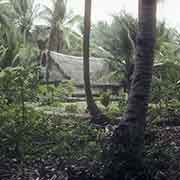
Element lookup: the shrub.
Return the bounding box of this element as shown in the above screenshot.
[100,91,111,107]
[0,102,104,161]
[37,81,75,105]
[106,103,120,119]
[65,104,79,113]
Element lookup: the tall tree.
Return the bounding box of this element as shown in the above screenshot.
[8,0,38,44]
[47,0,66,52]
[0,0,40,68]
[39,0,81,83]
[91,14,137,92]
[83,0,107,123]
[108,0,157,173]
[39,0,81,52]
[91,13,174,93]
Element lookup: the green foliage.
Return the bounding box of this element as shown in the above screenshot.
[91,16,180,94]
[0,66,103,161]
[65,104,79,113]
[100,91,111,107]
[0,0,40,69]
[12,45,39,66]
[37,81,75,105]
[0,66,43,160]
[43,116,104,160]
[0,24,39,68]
[39,0,82,53]
[37,84,57,105]
[106,103,120,119]
[91,13,137,80]
[6,0,38,43]
[57,80,75,97]
[100,91,127,120]
[155,22,180,64]
[0,66,39,103]
[1,1,180,178]
[0,25,21,68]
[0,98,104,161]
[151,62,180,119]
[0,102,43,160]
[118,91,128,111]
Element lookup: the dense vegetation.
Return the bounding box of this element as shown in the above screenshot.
[0,0,180,179]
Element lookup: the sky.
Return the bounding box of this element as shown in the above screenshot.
[67,0,180,29]
[36,0,180,29]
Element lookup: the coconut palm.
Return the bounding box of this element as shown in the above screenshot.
[110,13,137,91]
[91,14,137,92]
[5,0,39,44]
[109,0,157,171]
[155,21,180,63]
[39,0,82,52]
[92,13,176,92]
[0,24,22,68]
[0,0,39,68]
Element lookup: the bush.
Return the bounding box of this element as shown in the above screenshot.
[106,103,120,119]
[0,66,104,161]
[0,103,104,161]
[151,75,180,119]
[65,104,79,113]
[37,81,75,105]
[100,91,111,107]
[0,101,45,160]
[0,66,39,103]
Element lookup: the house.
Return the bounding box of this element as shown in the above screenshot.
[40,51,122,96]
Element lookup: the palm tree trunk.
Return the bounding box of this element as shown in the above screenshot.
[47,0,65,52]
[110,0,157,168]
[48,26,64,52]
[83,0,107,123]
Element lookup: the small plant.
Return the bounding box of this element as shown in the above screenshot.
[57,80,75,98]
[37,80,75,105]
[100,91,111,107]
[106,103,120,119]
[65,104,79,113]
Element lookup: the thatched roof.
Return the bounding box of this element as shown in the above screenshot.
[48,51,111,84]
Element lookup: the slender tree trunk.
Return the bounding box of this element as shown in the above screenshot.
[108,0,157,172]
[83,0,98,116]
[83,0,107,124]
[47,0,65,52]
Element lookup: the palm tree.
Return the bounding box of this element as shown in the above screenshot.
[0,24,22,68]
[155,21,180,63]
[91,13,173,93]
[110,13,137,92]
[39,0,82,84]
[6,0,39,44]
[91,14,137,92]
[39,0,82,52]
[47,0,65,52]
[109,0,157,170]
[0,1,10,27]
[83,0,108,124]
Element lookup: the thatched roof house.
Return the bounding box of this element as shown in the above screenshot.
[41,51,112,84]
[40,51,122,96]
